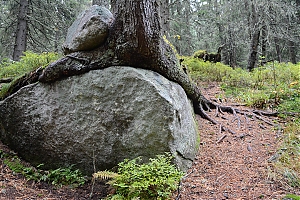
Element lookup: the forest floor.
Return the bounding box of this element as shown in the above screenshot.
[0,82,299,200]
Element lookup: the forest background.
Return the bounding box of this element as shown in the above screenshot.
[0,0,299,70]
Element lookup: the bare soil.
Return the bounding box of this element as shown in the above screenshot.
[1,82,299,199]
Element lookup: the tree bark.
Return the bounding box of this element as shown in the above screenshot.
[183,0,192,55]
[227,25,237,68]
[12,0,29,61]
[274,37,282,62]
[288,40,297,64]
[247,1,260,71]
[261,23,267,64]
[158,0,170,38]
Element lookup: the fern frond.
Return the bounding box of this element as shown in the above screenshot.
[93,170,119,181]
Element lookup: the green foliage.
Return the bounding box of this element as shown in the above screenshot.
[192,50,207,58]
[95,154,184,200]
[3,155,85,187]
[0,51,60,79]
[46,165,86,187]
[222,67,253,88]
[283,194,300,200]
[182,56,233,82]
[273,122,300,187]
[4,157,25,173]
[0,83,11,99]
[185,56,299,111]
[235,62,300,110]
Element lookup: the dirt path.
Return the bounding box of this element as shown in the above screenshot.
[176,82,299,200]
[1,82,299,199]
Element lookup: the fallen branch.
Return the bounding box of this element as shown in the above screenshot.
[216,135,227,143]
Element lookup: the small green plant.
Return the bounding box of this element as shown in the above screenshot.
[94,153,184,200]
[192,50,207,58]
[4,156,25,173]
[3,155,85,187]
[283,194,300,200]
[46,165,86,187]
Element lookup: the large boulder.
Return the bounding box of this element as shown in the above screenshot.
[0,66,199,175]
[62,5,114,54]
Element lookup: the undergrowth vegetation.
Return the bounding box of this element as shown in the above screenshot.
[93,154,184,200]
[272,121,300,188]
[0,150,86,187]
[182,56,300,112]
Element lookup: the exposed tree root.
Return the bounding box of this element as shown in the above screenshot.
[194,96,285,134]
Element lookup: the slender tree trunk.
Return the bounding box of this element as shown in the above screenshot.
[288,40,297,64]
[274,37,282,62]
[218,24,228,65]
[13,0,29,61]
[247,1,260,71]
[248,29,260,71]
[261,23,267,64]
[227,25,236,68]
[183,0,192,55]
[289,0,299,64]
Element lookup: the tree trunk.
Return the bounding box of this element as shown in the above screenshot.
[248,29,260,71]
[227,25,237,68]
[247,1,260,71]
[288,40,297,64]
[183,0,192,55]
[158,0,170,38]
[274,37,282,62]
[109,0,176,69]
[12,0,29,61]
[261,23,267,64]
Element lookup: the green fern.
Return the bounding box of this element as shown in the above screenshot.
[93,170,119,181]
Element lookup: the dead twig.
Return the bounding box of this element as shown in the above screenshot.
[247,144,253,153]
[259,124,266,129]
[216,135,227,143]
